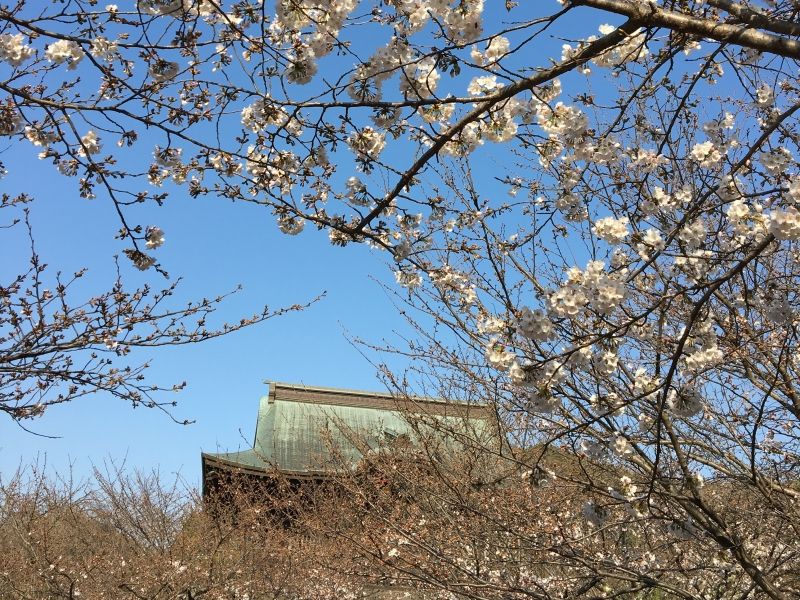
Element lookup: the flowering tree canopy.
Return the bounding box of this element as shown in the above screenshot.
[3,0,800,597]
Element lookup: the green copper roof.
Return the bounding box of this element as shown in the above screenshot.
[202,381,493,477]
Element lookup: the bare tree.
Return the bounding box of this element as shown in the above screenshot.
[0,463,362,599]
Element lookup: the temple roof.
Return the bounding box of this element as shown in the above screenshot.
[202,381,494,480]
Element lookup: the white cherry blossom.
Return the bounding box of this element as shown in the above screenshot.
[145,226,165,249]
[0,34,34,67]
[690,140,723,167]
[768,206,800,240]
[592,216,630,245]
[45,39,84,69]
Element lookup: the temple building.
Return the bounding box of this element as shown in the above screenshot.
[201,381,495,499]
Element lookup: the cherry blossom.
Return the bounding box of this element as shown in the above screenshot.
[45,39,84,68]
[3,1,800,595]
